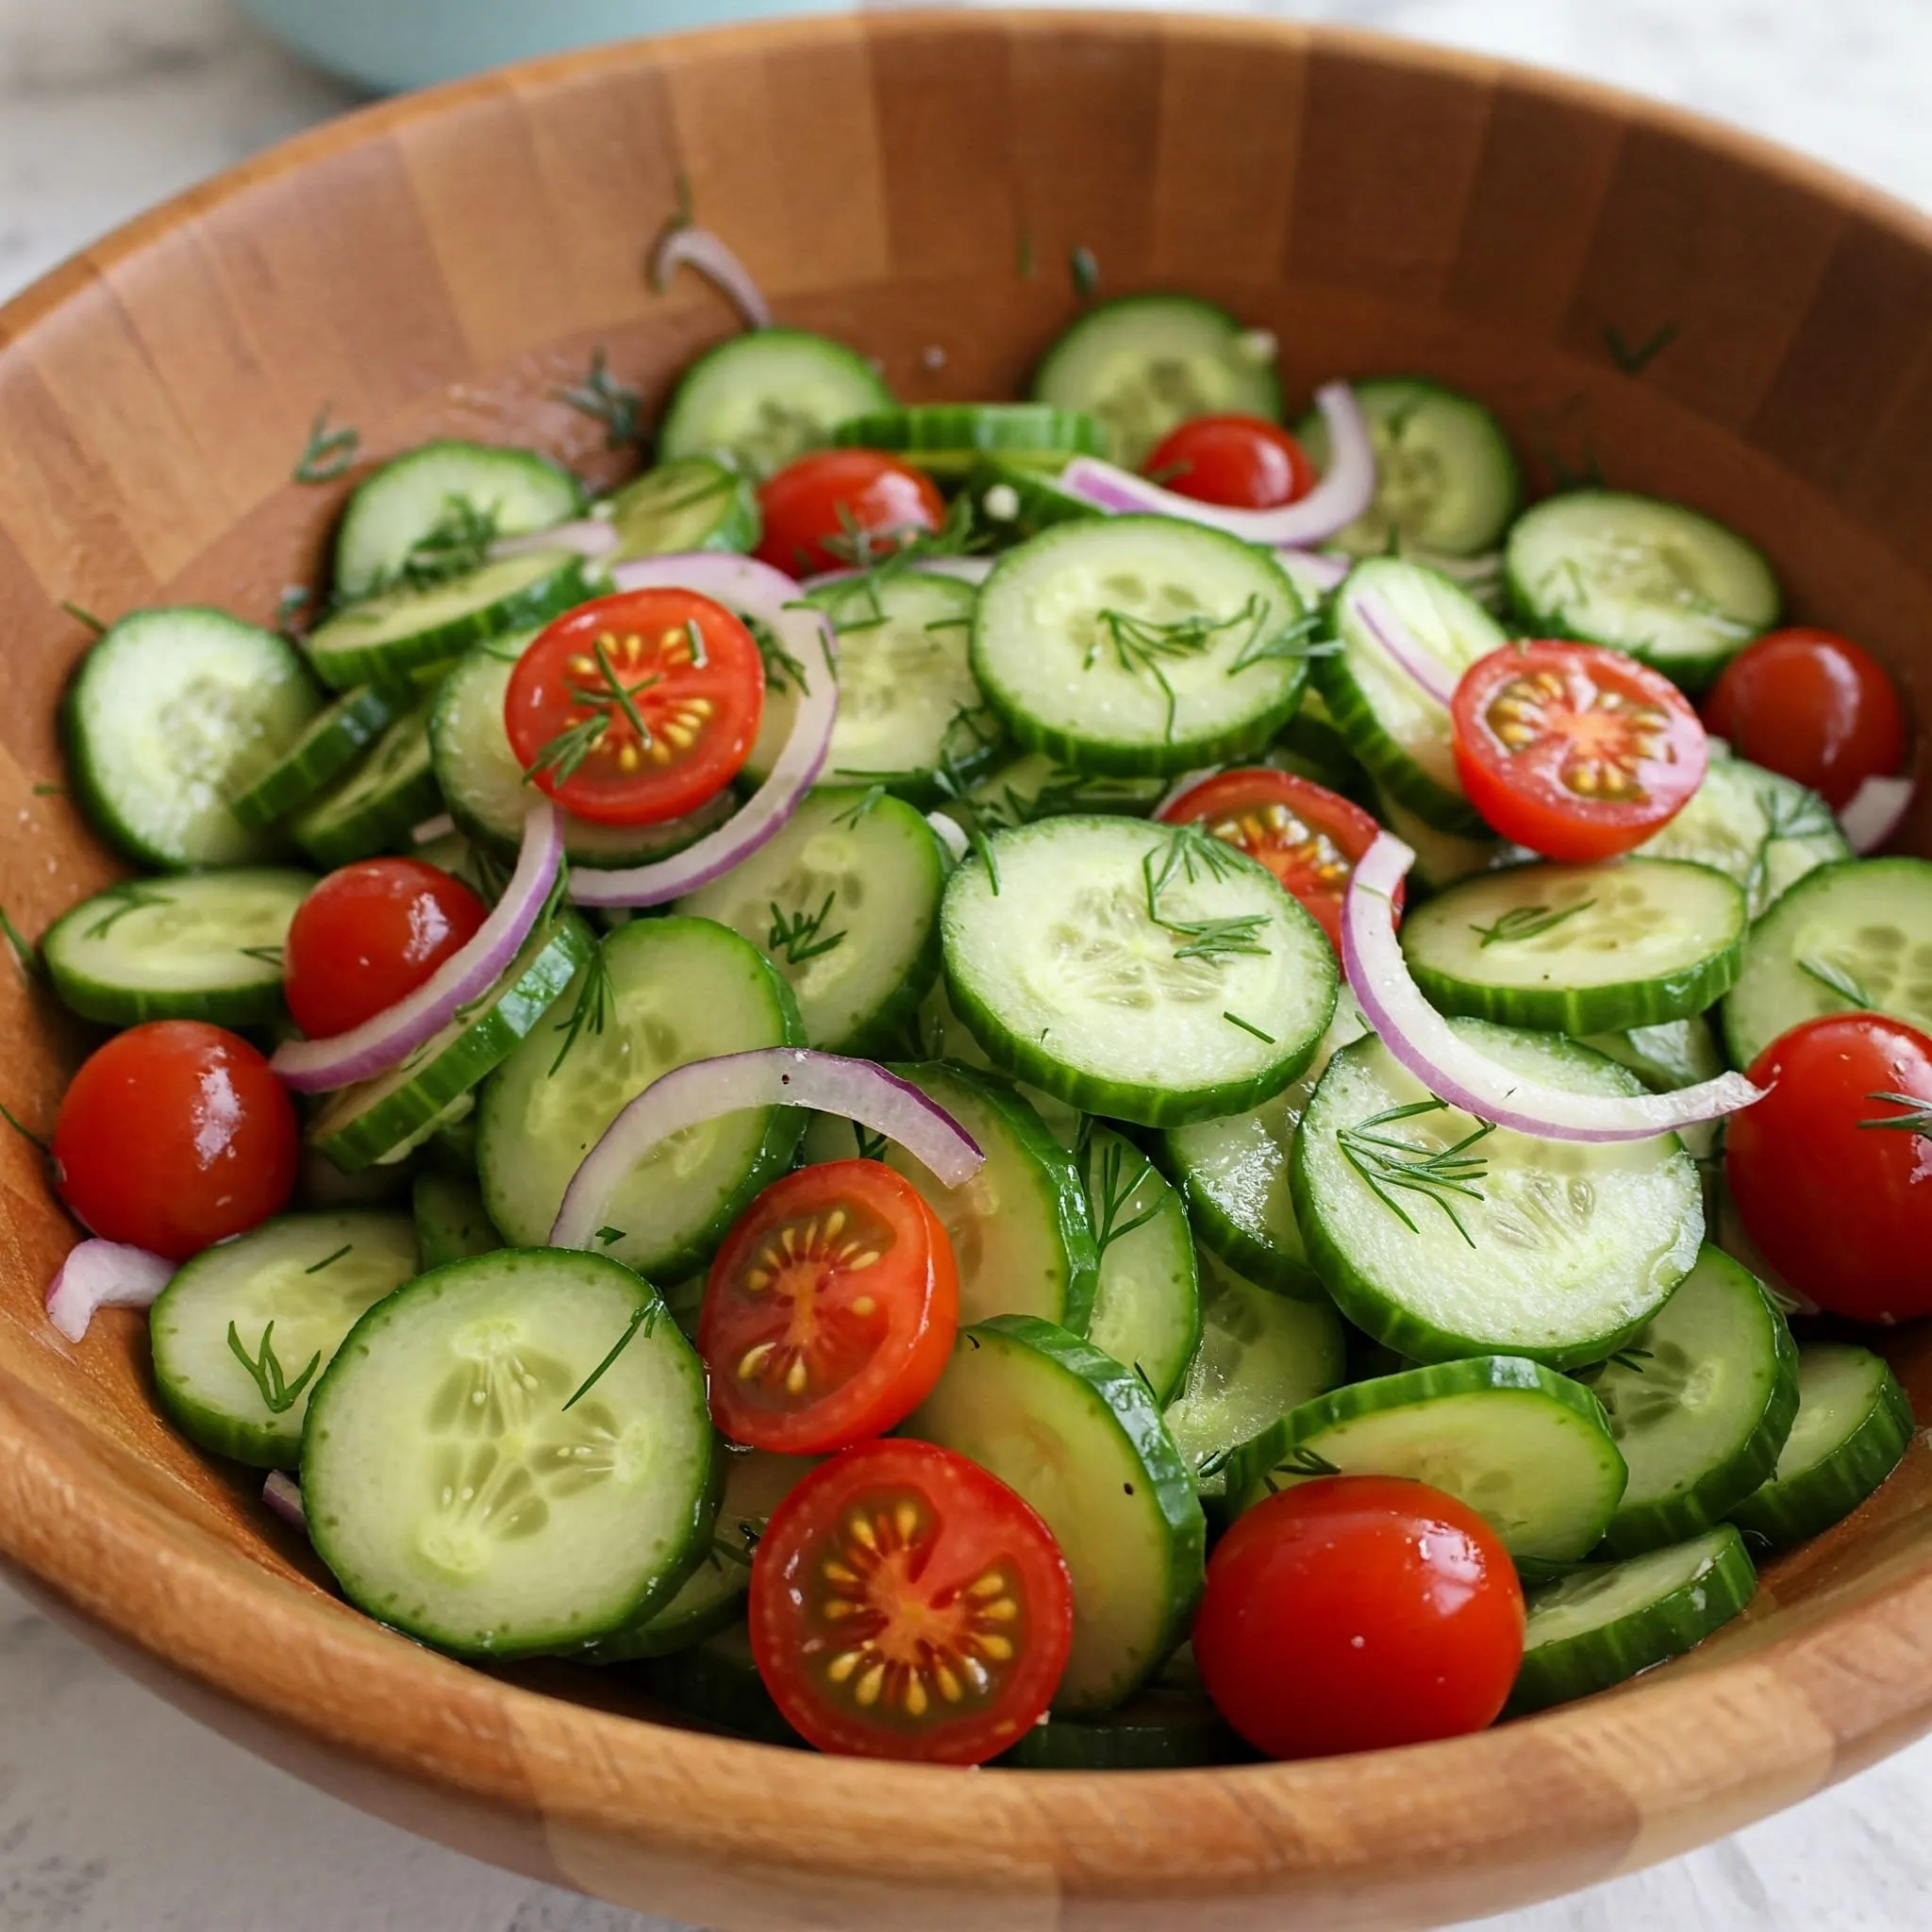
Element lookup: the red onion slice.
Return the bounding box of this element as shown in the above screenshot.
[551,1048,984,1251]
[262,1472,308,1531]
[1344,832,1766,1142]
[272,802,563,1092]
[1354,590,1459,708]
[491,520,620,564]
[1058,383,1376,546]
[1277,548,1351,598]
[1839,773,1915,855]
[45,1240,175,1342]
[651,224,773,330]
[573,555,838,908]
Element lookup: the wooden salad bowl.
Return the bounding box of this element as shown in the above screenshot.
[3,10,1932,1926]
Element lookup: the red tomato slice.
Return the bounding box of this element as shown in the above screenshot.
[504,587,764,826]
[748,1438,1074,1763]
[1451,641,1707,861]
[754,449,946,578]
[698,1160,958,1454]
[1143,414,1317,510]
[1158,766,1397,957]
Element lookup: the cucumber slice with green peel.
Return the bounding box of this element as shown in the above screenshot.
[1312,557,1510,836]
[584,1447,819,1664]
[602,456,759,560]
[1081,1125,1201,1407]
[1160,991,1372,1300]
[1373,784,1516,893]
[1638,747,1848,918]
[308,911,594,1173]
[967,455,1101,546]
[43,869,312,1028]
[290,698,442,870]
[429,631,738,870]
[1029,294,1280,469]
[905,1314,1207,1716]
[303,1249,716,1659]
[972,518,1309,776]
[941,815,1340,1128]
[1292,1024,1704,1369]
[1267,706,1368,800]
[1297,377,1521,559]
[476,917,805,1279]
[63,608,324,870]
[1723,858,1932,1070]
[1399,858,1747,1035]
[1584,1245,1798,1557]
[640,1623,805,1748]
[833,404,1106,477]
[411,1174,501,1271]
[332,441,584,601]
[1728,1344,1914,1552]
[150,1211,420,1470]
[1230,1356,1627,1564]
[1504,491,1779,691]
[940,752,1167,836]
[657,328,894,481]
[1508,1524,1757,1714]
[1581,1017,1725,1165]
[677,788,945,1055]
[800,1061,1099,1331]
[998,1681,1243,1769]
[909,979,1081,1148]
[1161,1249,1346,1507]
[305,550,595,691]
[230,685,399,831]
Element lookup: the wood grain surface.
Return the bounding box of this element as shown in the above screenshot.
[2,12,1931,1928]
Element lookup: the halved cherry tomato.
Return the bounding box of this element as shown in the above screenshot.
[1451,641,1707,861]
[698,1160,958,1454]
[1192,1474,1524,1760]
[504,587,764,826]
[1158,767,1398,958]
[1726,1014,1932,1324]
[1704,626,1907,808]
[53,1022,299,1259]
[284,858,487,1041]
[1144,414,1317,510]
[754,449,945,577]
[748,1438,1074,1762]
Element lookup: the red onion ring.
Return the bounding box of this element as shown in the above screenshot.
[1277,549,1351,598]
[1839,773,1915,855]
[571,555,838,908]
[1344,832,1766,1142]
[273,802,563,1092]
[551,1048,984,1251]
[45,1240,175,1342]
[262,1472,308,1531]
[491,520,620,564]
[650,224,773,330]
[1354,590,1459,708]
[1058,383,1376,546]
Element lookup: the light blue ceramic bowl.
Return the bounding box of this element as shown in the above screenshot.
[246,0,849,92]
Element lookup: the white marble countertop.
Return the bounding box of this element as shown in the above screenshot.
[5,1,1932,1926]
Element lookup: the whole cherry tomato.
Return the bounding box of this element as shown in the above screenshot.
[1143,414,1317,510]
[754,450,945,577]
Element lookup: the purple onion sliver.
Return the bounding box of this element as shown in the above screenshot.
[1354,591,1459,708]
[45,1240,175,1343]
[490,520,620,564]
[262,1472,308,1532]
[650,225,773,329]
[1276,549,1351,596]
[1839,773,1915,855]
[551,1049,984,1250]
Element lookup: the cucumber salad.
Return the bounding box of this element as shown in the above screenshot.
[27,253,1930,1769]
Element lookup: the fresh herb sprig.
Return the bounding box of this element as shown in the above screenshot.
[1089,596,1270,744]
[388,495,499,592]
[562,1302,660,1411]
[1604,320,1679,375]
[1140,824,1271,965]
[549,948,615,1075]
[1337,1098,1495,1248]
[227,1322,323,1416]
[83,881,171,941]
[293,408,359,485]
[1858,1091,1932,1138]
[1797,955,1874,1008]
[1083,1135,1162,1259]
[766,891,846,966]
[1471,900,1595,948]
[0,905,41,979]
[556,348,644,450]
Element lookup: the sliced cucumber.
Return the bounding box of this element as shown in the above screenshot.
[305,550,593,691]
[801,1062,1098,1330]
[63,608,323,870]
[1723,858,1932,1069]
[411,1174,502,1271]
[1030,294,1280,469]
[1586,1245,1798,1556]
[1292,1024,1704,1368]
[43,868,311,1027]
[289,698,441,870]
[999,1679,1241,1769]
[1582,1015,1726,1166]
[1505,491,1779,691]
[1373,784,1515,893]
[603,456,759,560]
[941,815,1339,1127]
[1508,1524,1757,1714]
[1160,1249,1345,1506]
[967,455,1101,546]
[657,328,894,480]
[1268,703,1369,799]
[1233,1356,1627,1564]
[1313,557,1509,835]
[151,1211,419,1469]
[941,752,1166,836]
[833,404,1105,478]
[909,978,1081,1148]
[231,685,399,831]
[905,1314,1206,1716]
[1299,377,1520,558]
[1400,858,1746,1034]
[1081,1125,1201,1407]
[1728,1344,1914,1551]
[476,917,804,1279]
[677,788,944,1054]
[308,911,594,1173]
[303,1249,715,1658]
[973,519,1308,776]
[1160,991,1371,1300]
